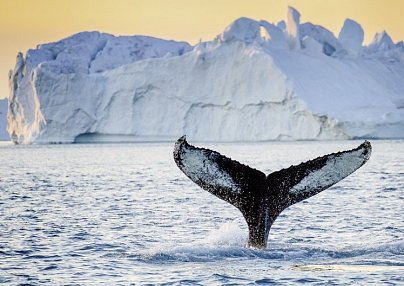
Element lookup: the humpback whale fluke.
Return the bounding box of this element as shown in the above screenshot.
[173,136,371,249]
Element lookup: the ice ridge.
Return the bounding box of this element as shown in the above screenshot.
[6,7,404,144]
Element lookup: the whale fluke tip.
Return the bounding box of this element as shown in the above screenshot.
[360,140,372,160]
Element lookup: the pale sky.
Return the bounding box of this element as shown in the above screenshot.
[1,0,403,100]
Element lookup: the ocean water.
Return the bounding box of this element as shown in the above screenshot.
[0,140,403,285]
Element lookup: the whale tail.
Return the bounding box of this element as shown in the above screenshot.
[173,136,371,249]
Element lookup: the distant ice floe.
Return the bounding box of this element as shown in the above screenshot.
[6,7,404,144]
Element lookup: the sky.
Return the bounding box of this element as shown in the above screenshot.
[0,0,403,100]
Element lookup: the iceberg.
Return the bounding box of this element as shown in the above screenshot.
[286,6,301,50]
[6,7,404,144]
[300,22,345,56]
[0,99,9,141]
[338,19,364,55]
[369,31,395,51]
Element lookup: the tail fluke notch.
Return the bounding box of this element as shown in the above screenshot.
[173,137,371,249]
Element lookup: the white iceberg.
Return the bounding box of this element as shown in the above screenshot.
[286,6,301,50]
[369,31,395,52]
[338,19,364,55]
[299,22,345,56]
[6,7,404,144]
[0,98,9,141]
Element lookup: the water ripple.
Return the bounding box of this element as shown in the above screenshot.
[0,141,402,285]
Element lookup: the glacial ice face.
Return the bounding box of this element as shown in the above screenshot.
[7,33,192,144]
[259,21,288,49]
[301,36,323,55]
[0,99,8,141]
[8,39,347,143]
[269,48,404,139]
[89,35,192,73]
[26,32,192,75]
[299,23,345,56]
[219,17,261,44]
[286,6,301,50]
[6,7,404,144]
[369,31,395,51]
[338,19,364,55]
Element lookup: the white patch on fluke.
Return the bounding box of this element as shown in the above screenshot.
[181,147,241,193]
[290,147,370,194]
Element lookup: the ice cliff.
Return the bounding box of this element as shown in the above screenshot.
[0,99,9,140]
[7,7,404,144]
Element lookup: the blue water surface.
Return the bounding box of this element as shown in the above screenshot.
[0,140,403,285]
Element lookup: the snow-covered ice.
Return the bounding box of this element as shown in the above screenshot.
[369,31,395,52]
[6,7,404,144]
[0,98,8,140]
[286,6,301,50]
[299,22,345,56]
[301,36,323,55]
[338,19,364,55]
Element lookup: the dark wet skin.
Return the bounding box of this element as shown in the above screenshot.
[174,136,371,249]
